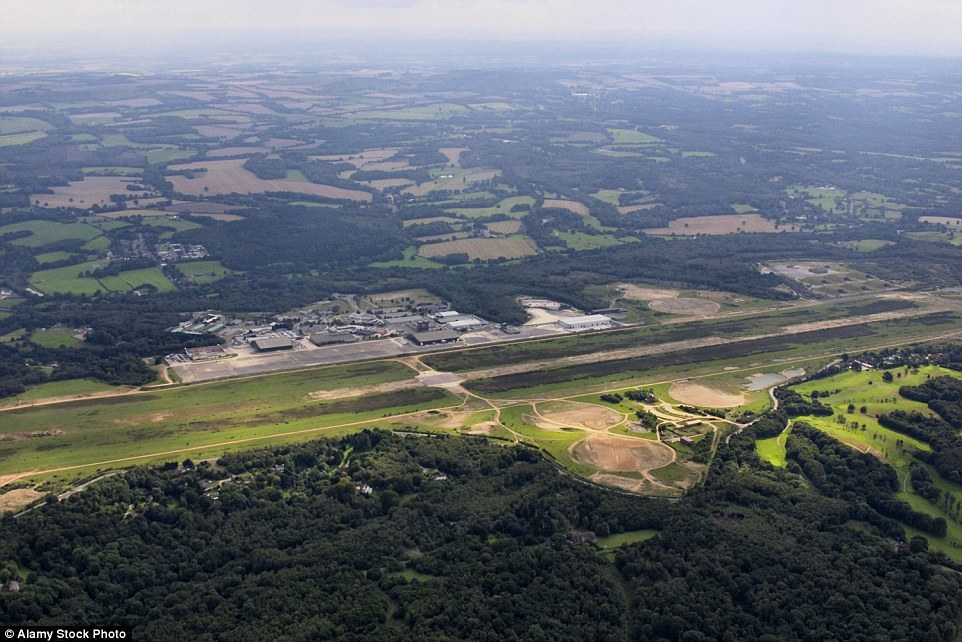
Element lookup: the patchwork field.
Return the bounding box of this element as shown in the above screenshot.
[167,159,372,201]
[418,237,537,261]
[402,169,500,197]
[643,214,797,235]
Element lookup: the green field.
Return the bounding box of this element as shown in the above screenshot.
[0,361,456,481]
[0,116,55,134]
[552,231,626,250]
[350,103,470,120]
[30,327,83,348]
[755,434,788,467]
[29,260,109,296]
[0,220,103,248]
[81,166,144,176]
[788,366,962,561]
[370,246,446,269]
[144,149,196,165]
[34,251,77,265]
[607,128,663,144]
[596,529,658,550]
[446,196,536,219]
[176,260,235,283]
[463,312,962,398]
[99,267,177,293]
[0,131,48,147]
[0,379,121,406]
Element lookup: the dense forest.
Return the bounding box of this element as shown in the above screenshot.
[1,429,960,640]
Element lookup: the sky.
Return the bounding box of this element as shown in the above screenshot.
[1,0,961,58]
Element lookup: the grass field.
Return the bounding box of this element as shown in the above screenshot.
[0,379,121,407]
[553,231,626,250]
[33,252,77,265]
[370,246,446,269]
[596,529,658,550]
[176,261,235,283]
[446,195,536,219]
[0,131,48,147]
[607,128,662,144]
[0,220,103,247]
[0,116,54,134]
[0,361,449,481]
[463,312,962,398]
[30,327,83,349]
[788,366,962,560]
[29,260,109,296]
[99,267,176,293]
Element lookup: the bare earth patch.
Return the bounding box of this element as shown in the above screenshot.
[168,159,372,201]
[920,216,962,227]
[642,214,798,235]
[309,379,422,400]
[617,284,680,300]
[418,237,536,261]
[649,298,721,315]
[0,489,42,513]
[541,402,623,431]
[543,199,590,217]
[439,147,468,166]
[670,381,745,407]
[571,434,674,472]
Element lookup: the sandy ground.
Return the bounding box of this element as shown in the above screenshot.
[670,382,745,407]
[0,489,42,513]
[309,379,422,400]
[541,403,623,431]
[570,434,674,472]
[768,263,840,280]
[650,298,721,315]
[439,147,468,166]
[919,216,962,227]
[643,214,798,235]
[617,284,680,300]
[523,308,571,326]
[543,199,590,216]
[30,176,153,209]
[168,159,372,201]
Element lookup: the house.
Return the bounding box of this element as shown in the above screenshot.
[557,314,612,331]
[7,580,20,592]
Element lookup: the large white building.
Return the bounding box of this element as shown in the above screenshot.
[557,314,612,331]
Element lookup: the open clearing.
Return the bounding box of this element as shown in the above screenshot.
[402,169,500,197]
[570,434,673,473]
[617,284,681,300]
[921,216,962,227]
[311,148,398,167]
[0,489,42,513]
[642,214,798,235]
[650,298,721,315]
[30,177,154,209]
[540,401,623,430]
[485,220,522,234]
[167,159,372,201]
[439,147,467,166]
[308,379,423,400]
[543,199,590,217]
[418,237,537,261]
[669,381,745,407]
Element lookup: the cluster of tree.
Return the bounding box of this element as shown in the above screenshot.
[879,411,962,484]
[3,429,960,640]
[775,387,836,417]
[900,376,962,429]
[786,423,947,536]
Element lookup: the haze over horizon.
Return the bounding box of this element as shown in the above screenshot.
[2,0,961,60]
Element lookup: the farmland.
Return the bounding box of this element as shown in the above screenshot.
[29,176,158,209]
[167,159,373,201]
[642,214,798,235]
[418,236,537,261]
